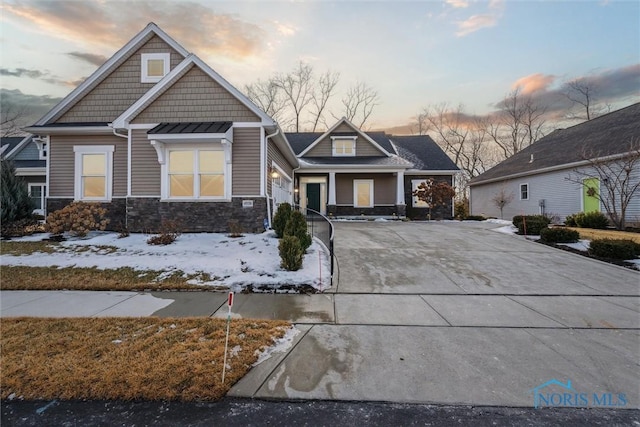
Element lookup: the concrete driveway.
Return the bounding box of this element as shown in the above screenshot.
[230,221,640,408]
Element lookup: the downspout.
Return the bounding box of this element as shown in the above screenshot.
[264,127,280,228]
[112,126,128,228]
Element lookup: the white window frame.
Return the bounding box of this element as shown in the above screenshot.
[520,183,529,200]
[332,137,356,157]
[73,145,114,202]
[38,142,47,160]
[411,179,430,207]
[28,183,46,215]
[162,144,230,201]
[354,179,374,208]
[141,53,170,83]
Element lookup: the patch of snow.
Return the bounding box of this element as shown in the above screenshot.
[1,231,331,292]
[493,225,517,235]
[484,219,513,225]
[230,345,242,358]
[374,218,389,222]
[559,240,590,252]
[626,259,640,270]
[253,326,300,366]
[8,233,53,242]
[112,339,123,344]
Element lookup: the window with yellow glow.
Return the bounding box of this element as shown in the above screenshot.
[168,149,225,198]
[333,138,355,156]
[354,179,373,208]
[81,153,106,198]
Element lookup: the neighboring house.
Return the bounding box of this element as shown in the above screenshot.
[1,136,48,216]
[24,23,298,232]
[286,118,459,219]
[468,103,640,224]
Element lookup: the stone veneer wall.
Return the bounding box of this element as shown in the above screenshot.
[330,205,399,216]
[126,197,267,233]
[46,198,127,231]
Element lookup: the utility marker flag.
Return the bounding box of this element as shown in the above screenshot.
[222,292,234,383]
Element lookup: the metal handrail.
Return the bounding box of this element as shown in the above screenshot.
[294,205,335,285]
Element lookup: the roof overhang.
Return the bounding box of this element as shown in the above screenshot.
[15,167,46,176]
[406,169,460,175]
[23,126,113,135]
[265,125,299,168]
[296,164,408,173]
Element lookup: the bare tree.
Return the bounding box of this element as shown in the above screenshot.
[487,88,547,160]
[309,70,340,132]
[412,109,430,135]
[0,99,30,137]
[273,62,315,132]
[244,78,289,127]
[337,82,379,129]
[491,187,514,219]
[564,78,611,122]
[565,138,640,230]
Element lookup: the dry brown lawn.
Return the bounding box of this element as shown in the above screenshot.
[1,317,290,401]
[0,266,211,291]
[565,227,640,244]
[0,241,58,256]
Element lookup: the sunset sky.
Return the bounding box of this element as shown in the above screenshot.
[1,0,638,131]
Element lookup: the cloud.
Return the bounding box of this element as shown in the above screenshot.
[455,0,504,37]
[511,73,556,94]
[0,67,79,87]
[446,0,469,8]
[2,0,267,60]
[0,88,63,127]
[274,21,296,37]
[67,52,107,66]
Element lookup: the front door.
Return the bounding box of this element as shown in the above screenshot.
[583,178,600,213]
[306,183,321,213]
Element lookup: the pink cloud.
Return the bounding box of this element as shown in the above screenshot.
[511,73,556,94]
[455,14,499,36]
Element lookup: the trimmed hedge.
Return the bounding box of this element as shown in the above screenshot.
[464,215,485,221]
[540,227,580,243]
[589,239,640,260]
[512,215,551,235]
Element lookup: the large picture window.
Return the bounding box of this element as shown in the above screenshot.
[74,145,114,201]
[354,179,374,208]
[168,149,225,199]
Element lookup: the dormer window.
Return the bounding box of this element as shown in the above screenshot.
[141,53,170,83]
[332,137,356,156]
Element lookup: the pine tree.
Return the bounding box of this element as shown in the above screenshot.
[1,160,35,225]
[284,210,312,251]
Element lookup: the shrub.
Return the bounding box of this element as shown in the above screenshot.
[45,202,109,237]
[589,238,640,260]
[1,160,35,227]
[284,210,312,252]
[228,220,244,238]
[272,202,292,238]
[147,220,181,245]
[1,218,44,238]
[454,200,468,220]
[279,235,303,271]
[464,215,485,221]
[540,227,580,243]
[512,215,551,235]
[565,214,578,227]
[575,211,609,229]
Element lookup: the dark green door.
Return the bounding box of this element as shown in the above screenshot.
[306,183,321,213]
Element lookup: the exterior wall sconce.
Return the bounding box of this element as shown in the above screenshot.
[269,166,280,179]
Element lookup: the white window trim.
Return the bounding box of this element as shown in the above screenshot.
[73,145,114,202]
[28,183,46,214]
[354,179,374,208]
[160,143,231,201]
[141,53,170,83]
[519,183,529,201]
[332,136,356,157]
[411,179,429,208]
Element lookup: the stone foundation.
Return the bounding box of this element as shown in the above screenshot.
[126,197,267,233]
[332,205,399,216]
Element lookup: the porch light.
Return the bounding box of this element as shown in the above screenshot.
[269,166,279,179]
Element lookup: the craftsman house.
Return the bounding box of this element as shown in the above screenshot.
[468,103,640,224]
[25,23,297,232]
[26,23,459,231]
[287,118,459,219]
[1,136,47,216]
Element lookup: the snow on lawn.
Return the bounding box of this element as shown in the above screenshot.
[2,231,331,292]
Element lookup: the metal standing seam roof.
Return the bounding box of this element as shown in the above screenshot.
[148,122,233,134]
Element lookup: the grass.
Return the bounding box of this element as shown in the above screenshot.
[565,227,640,244]
[1,317,290,401]
[0,241,59,256]
[0,266,219,291]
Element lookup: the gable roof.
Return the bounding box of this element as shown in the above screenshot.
[35,22,189,126]
[112,54,275,128]
[391,135,460,171]
[469,102,640,186]
[297,118,392,157]
[1,137,26,159]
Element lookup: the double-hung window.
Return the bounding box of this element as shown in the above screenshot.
[168,149,225,199]
[74,145,114,201]
[28,183,46,215]
[520,183,529,200]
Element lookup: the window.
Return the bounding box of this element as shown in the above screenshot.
[332,137,356,156]
[412,180,429,207]
[168,149,225,199]
[74,146,114,201]
[354,179,374,208]
[520,183,529,200]
[28,183,46,215]
[141,53,170,83]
